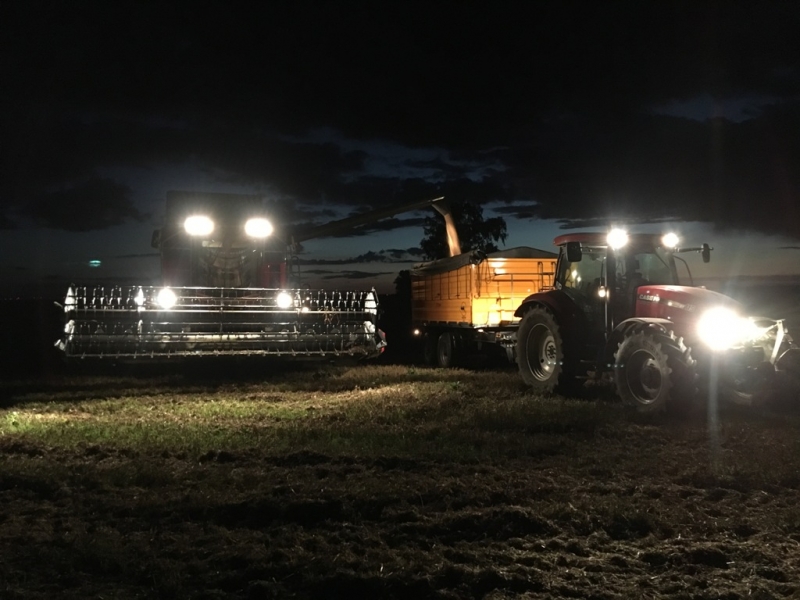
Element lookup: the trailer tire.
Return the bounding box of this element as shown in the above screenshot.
[614,330,697,414]
[436,332,461,368]
[517,307,572,393]
[423,333,438,366]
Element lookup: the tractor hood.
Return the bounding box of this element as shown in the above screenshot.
[634,285,744,325]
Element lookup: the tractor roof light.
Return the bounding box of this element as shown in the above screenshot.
[184,215,215,236]
[245,217,274,238]
[607,228,629,250]
[156,287,178,310]
[662,232,680,248]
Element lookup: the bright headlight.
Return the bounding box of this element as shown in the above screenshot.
[607,228,629,250]
[156,287,178,310]
[697,306,763,350]
[275,291,294,309]
[245,217,273,238]
[661,232,680,248]
[184,215,214,236]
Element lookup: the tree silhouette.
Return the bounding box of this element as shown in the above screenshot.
[420,199,507,260]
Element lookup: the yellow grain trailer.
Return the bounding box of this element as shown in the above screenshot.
[410,247,557,366]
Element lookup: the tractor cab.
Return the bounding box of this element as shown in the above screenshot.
[551,230,717,337]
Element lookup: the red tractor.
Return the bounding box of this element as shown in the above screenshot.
[515,230,800,411]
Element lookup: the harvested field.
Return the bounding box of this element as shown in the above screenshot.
[2,361,800,599]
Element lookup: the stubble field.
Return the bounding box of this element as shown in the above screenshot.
[2,359,800,599]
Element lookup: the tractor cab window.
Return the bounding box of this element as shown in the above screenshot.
[558,246,606,298]
[613,245,679,319]
[615,246,677,289]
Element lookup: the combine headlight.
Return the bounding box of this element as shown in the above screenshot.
[244,217,273,238]
[607,228,629,250]
[697,306,765,351]
[184,215,214,236]
[661,232,680,248]
[156,287,178,310]
[275,291,294,309]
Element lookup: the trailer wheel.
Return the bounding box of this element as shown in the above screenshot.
[423,333,438,366]
[614,330,697,413]
[436,332,461,368]
[517,307,570,393]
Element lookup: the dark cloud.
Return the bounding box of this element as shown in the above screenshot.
[295,268,394,281]
[323,270,394,280]
[0,112,366,222]
[335,217,428,238]
[3,1,800,238]
[495,106,800,237]
[113,253,161,259]
[299,248,423,266]
[0,212,16,231]
[20,177,147,231]
[324,176,511,214]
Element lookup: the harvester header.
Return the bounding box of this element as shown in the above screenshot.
[57,191,445,361]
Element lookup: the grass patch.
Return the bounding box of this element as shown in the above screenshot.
[0,366,610,461]
[2,363,800,600]
[1,364,798,475]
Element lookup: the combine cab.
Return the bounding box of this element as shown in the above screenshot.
[57,191,441,361]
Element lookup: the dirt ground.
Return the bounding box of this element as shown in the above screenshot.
[1,293,800,599]
[2,368,800,600]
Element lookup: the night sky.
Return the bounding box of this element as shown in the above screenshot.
[2,1,800,296]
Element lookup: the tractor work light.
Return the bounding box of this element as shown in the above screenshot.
[244,217,274,238]
[607,228,629,250]
[184,215,214,236]
[697,306,765,351]
[661,232,680,248]
[156,287,178,310]
[275,291,294,309]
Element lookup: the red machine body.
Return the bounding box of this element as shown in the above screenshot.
[513,230,799,411]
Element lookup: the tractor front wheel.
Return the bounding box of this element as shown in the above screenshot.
[614,330,697,413]
[517,307,571,393]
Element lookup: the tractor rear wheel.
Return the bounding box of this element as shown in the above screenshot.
[614,330,697,413]
[517,307,572,393]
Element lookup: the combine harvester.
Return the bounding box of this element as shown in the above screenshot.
[56,191,443,361]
